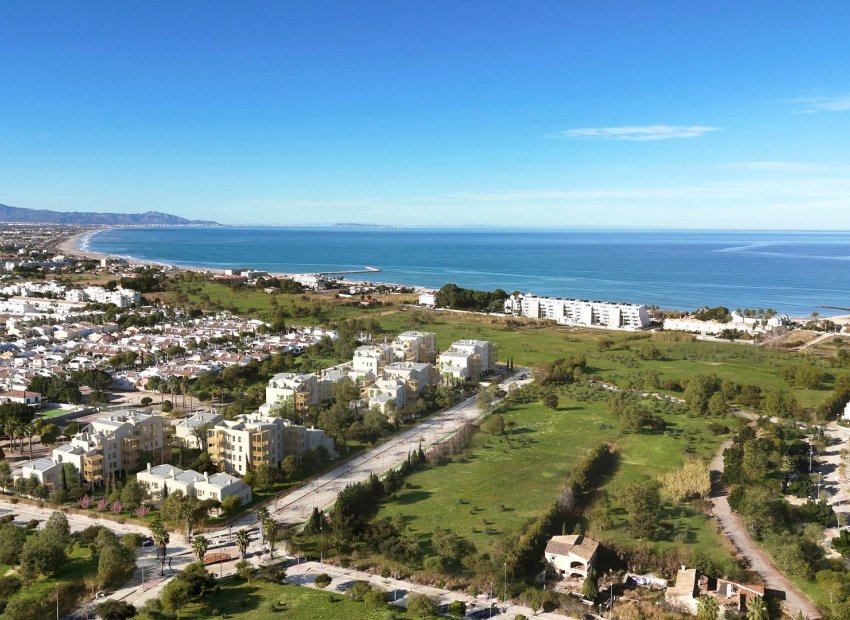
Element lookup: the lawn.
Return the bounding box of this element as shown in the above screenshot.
[172,578,416,619]
[374,396,734,571]
[379,310,839,411]
[38,407,69,418]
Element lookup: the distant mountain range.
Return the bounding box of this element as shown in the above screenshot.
[0,203,219,226]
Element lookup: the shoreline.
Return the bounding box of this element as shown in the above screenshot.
[56,228,431,291]
[53,229,850,319]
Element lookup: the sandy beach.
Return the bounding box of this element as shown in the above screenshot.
[56,228,110,260]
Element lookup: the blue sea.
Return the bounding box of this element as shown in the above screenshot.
[88,227,850,316]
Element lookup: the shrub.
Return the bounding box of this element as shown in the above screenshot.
[314,573,332,589]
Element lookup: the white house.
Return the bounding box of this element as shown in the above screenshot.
[15,457,63,489]
[843,401,850,422]
[137,463,252,507]
[0,390,41,407]
[418,292,437,307]
[437,340,494,385]
[544,534,599,579]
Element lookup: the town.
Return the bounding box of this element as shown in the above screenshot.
[0,227,849,620]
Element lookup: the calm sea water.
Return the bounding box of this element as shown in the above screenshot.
[88,227,850,316]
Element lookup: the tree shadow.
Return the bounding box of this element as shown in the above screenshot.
[395,490,433,505]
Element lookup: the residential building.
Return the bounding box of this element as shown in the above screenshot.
[265,372,319,412]
[14,457,62,489]
[69,410,170,483]
[504,294,650,330]
[665,567,765,616]
[544,534,600,579]
[437,340,494,384]
[418,292,436,307]
[352,344,394,376]
[392,331,437,363]
[0,389,41,407]
[207,412,336,476]
[174,411,224,449]
[137,463,252,506]
[663,311,790,336]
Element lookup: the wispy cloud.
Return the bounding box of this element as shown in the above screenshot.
[791,94,850,113]
[721,161,825,173]
[556,124,718,141]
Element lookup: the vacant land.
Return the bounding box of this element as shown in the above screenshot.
[173,578,415,620]
[379,310,840,411]
[374,396,734,572]
[153,278,403,325]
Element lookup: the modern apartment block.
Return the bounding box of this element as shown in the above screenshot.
[392,331,437,363]
[265,372,320,412]
[351,343,394,377]
[504,294,649,330]
[437,340,495,384]
[207,412,336,476]
[57,410,171,483]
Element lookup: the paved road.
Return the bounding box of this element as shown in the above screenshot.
[709,439,822,619]
[287,560,575,619]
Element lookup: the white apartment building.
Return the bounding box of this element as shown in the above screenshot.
[504,294,650,330]
[392,331,437,363]
[265,372,320,412]
[352,344,394,376]
[174,411,225,449]
[137,463,252,506]
[68,410,171,483]
[66,286,141,308]
[207,412,336,476]
[437,340,495,385]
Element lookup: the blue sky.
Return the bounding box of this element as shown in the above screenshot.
[1,1,850,228]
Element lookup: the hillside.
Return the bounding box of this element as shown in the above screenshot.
[0,203,219,226]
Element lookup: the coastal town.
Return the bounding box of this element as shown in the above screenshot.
[0,222,847,620]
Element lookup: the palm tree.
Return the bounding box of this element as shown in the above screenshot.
[190,423,211,452]
[697,595,719,620]
[191,534,209,563]
[256,507,270,545]
[263,518,277,559]
[235,528,250,561]
[150,518,170,574]
[746,597,768,620]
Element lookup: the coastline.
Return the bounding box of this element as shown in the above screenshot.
[53,228,850,318]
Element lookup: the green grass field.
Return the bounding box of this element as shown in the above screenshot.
[155,279,400,326]
[38,407,69,418]
[170,578,416,620]
[374,396,734,572]
[379,311,839,410]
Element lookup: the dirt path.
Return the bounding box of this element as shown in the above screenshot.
[710,440,822,619]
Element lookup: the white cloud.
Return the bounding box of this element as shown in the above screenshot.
[721,161,825,173]
[791,95,850,113]
[557,124,718,141]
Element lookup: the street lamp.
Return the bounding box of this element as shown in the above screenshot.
[503,562,507,611]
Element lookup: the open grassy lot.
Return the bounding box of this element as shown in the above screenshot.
[374,396,734,572]
[379,310,839,411]
[170,578,416,620]
[153,278,404,325]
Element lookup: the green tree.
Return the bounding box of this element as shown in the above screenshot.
[447,600,467,618]
[697,595,719,620]
[0,523,26,565]
[407,592,439,617]
[95,600,137,620]
[684,373,721,416]
[98,541,136,589]
[582,566,598,600]
[542,391,559,410]
[191,535,209,562]
[120,480,146,511]
[620,478,660,539]
[235,528,250,561]
[18,532,66,578]
[43,511,70,546]
[746,596,768,620]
